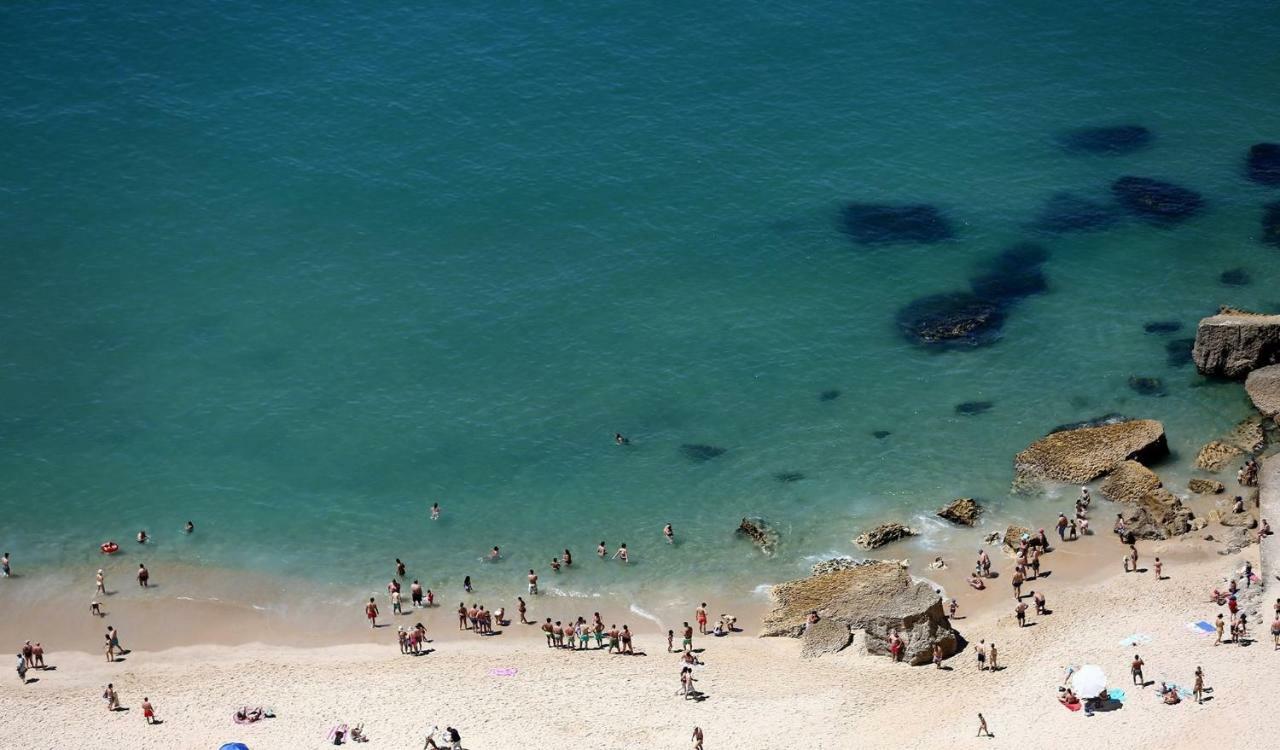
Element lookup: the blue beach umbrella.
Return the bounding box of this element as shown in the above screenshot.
[219,744,249,750]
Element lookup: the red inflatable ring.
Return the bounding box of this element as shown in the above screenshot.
[100,542,119,554]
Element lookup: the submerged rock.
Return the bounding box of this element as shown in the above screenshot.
[937,497,983,526]
[818,389,841,402]
[1191,308,1280,378]
[1014,419,1168,485]
[985,241,1051,270]
[854,522,918,550]
[1166,337,1196,368]
[1128,376,1167,397]
[761,562,959,665]
[774,471,806,483]
[1100,460,1163,503]
[872,430,891,439]
[896,292,1005,347]
[1245,364,1280,422]
[1049,413,1129,434]
[1144,320,1183,334]
[1033,192,1120,234]
[955,401,994,415]
[969,267,1048,304]
[1112,176,1204,225]
[1058,125,1153,155]
[1246,143,1280,186]
[737,517,779,555]
[681,443,726,462]
[1220,268,1251,287]
[841,203,955,245]
[1188,478,1226,495]
[1263,202,1280,247]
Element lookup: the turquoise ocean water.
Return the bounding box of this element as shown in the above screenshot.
[1,1,1278,610]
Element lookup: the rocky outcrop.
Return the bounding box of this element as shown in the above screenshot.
[1117,489,1195,539]
[1014,419,1168,485]
[1214,499,1258,529]
[1195,441,1243,472]
[1100,461,1163,502]
[737,517,779,555]
[1191,309,1280,379]
[1246,365,1280,423]
[761,562,959,665]
[1002,525,1031,555]
[800,619,852,658]
[854,523,918,550]
[1188,478,1226,494]
[937,497,983,526]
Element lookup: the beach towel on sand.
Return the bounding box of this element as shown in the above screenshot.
[1062,700,1082,712]
[1108,688,1126,702]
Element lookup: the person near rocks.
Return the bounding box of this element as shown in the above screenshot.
[977,713,992,738]
[1154,558,1163,580]
[1029,547,1041,578]
[933,643,944,669]
[1127,544,1138,573]
[978,549,991,577]
[1015,602,1028,627]
[888,631,903,662]
[949,598,958,619]
[1056,513,1068,541]
[1131,654,1145,686]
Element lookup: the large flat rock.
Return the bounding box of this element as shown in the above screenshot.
[1100,460,1163,502]
[1246,364,1280,423]
[1014,419,1167,485]
[1192,310,1280,379]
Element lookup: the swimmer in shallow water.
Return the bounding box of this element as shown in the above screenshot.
[614,433,629,445]
[184,521,194,534]
[136,530,148,544]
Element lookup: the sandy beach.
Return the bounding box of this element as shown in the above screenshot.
[3,510,1274,750]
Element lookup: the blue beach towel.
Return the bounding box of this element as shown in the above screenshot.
[1108,688,1126,702]
[1194,621,1214,633]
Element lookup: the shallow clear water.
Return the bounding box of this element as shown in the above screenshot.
[1,0,1276,605]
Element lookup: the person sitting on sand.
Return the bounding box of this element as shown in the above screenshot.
[1059,686,1077,705]
[1159,683,1181,704]
[712,620,725,637]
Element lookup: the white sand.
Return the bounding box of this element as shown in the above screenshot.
[2,541,1275,750]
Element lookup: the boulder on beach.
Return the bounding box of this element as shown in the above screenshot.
[761,562,959,665]
[1191,308,1280,378]
[1117,489,1195,539]
[1187,478,1226,495]
[937,497,983,526]
[1001,525,1031,555]
[1247,143,1280,186]
[1194,441,1243,472]
[854,522,918,550]
[1245,364,1280,423]
[737,517,779,555]
[841,203,955,245]
[1013,419,1168,485]
[1058,125,1153,155]
[1111,176,1204,225]
[1100,461,1163,503]
[896,292,1005,347]
[800,618,853,658]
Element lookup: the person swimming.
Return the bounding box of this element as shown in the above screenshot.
[184,521,194,534]
[614,433,629,445]
[136,530,149,544]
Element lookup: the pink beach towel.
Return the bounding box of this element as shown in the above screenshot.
[489,667,518,677]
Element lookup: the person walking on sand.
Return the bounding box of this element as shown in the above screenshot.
[933,643,944,669]
[621,624,634,654]
[365,597,380,628]
[104,634,115,662]
[1011,570,1024,599]
[136,564,149,588]
[96,569,105,595]
[692,726,704,749]
[31,643,43,669]
[977,713,992,738]
[1194,666,1205,703]
[682,622,694,652]
[103,683,120,711]
[107,626,123,654]
[988,642,998,671]
[1131,654,1145,686]
[527,569,538,595]
[1033,590,1046,615]
[1154,557,1163,580]
[518,596,529,624]
[1128,544,1139,573]
[16,653,27,684]
[142,697,157,724]
[391,588,402,616]
[1215,613,1225,645]
[696,603,708,635]
[976,639,987,671]
[1015,601,1028,627]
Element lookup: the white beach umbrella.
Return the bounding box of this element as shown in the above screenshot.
[1070,664,1107,697]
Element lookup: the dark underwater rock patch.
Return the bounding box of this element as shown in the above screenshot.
[985,242,1050,270]
[774,471,805,483]
[1111,176,1204,225]
[1033,192,1121,234]
[1165,337,1195,368]
[1220,268,1250,286]
[1262,202,1280,247]
[872,430,891,439]
[955,401,994,415]
[1143,320,1183,334]
[1128,376,1167,397]
[1058,125,1153,155]
[681,444,726,462]
[969,267,1048,304]
[841,203,955,245]
[895,292,1005,347]
[819,389,841,402]
[1049,413,1129,434]
[1247,143,1280,186]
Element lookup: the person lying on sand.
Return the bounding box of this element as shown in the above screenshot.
[967,575,985,590]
